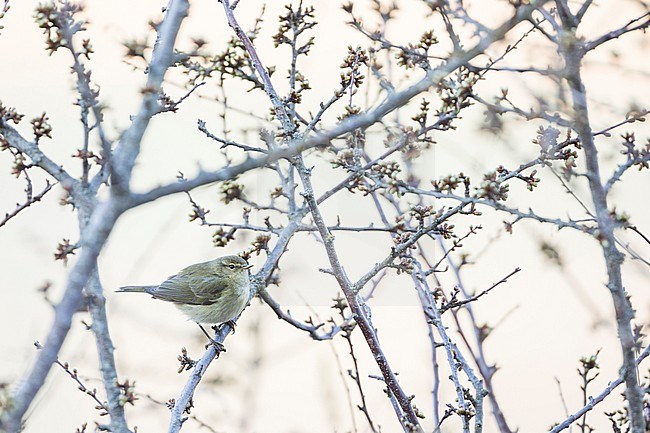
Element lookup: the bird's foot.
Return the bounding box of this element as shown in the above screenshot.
[198,323,226,353]
[225,320,237,333]
[204,338,226,353]
[212,320,237,334]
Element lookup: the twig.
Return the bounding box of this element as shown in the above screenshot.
[327,338,360,433]
[197,119,267,153]
[426,227,480,276]
[202,220,409,234]
[258,288,328,339]
[629,225,650,247]
[440,267,521,313]
[554,377,571,421]
[341,323,379,433]
[352,201,470,292]
[584,12,650,51]
[436,236,515,433]
[190,415,220,433]
[0,124,77,189]
[298,159,424,432]
[220,0,291,131]
[412,263,483,433]
[605,152,650,193]
[593,111,649,138]
[168,338,223,433]
[550,345,650,433]
[155,82,206,115]
[57,9,112,192]
[0,180,54,228]
[39,342,110,415]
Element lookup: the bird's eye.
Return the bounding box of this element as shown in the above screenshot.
[228,264,236,269]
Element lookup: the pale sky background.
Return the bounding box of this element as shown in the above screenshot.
[1,1,649,432]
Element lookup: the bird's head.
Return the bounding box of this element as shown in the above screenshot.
[213,255,253,275]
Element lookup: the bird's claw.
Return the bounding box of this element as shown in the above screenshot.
[225,320,237,333]
[197,323,226,353]
[205,338,226,353]
[212,320,237,334]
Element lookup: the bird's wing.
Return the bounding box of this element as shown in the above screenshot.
[151,272,223,305]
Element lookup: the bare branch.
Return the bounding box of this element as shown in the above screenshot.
[0,180,54,228]
[440,267,521,313]
[413,261,486,433]
[298,158,424,432]
[584,12,650,52]
[197,119,267,153]
[129,1,542,207]
[86,271,131,433]
[0,123,77,189]
[558,4,646,428]
[258,288,328,339]
[0,2,190,431]
[550,344,650,433]
[155,82,206,115]
[42,342,110,416]
[110,0,190,195]
[0,200,121,433]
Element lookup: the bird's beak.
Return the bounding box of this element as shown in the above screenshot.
[244,263,253,269]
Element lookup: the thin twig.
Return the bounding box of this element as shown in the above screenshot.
[440,267,521,313]
[550,345,650,433]
[39,342,110,415]
[197,119,267,153]
[0,180,55,228]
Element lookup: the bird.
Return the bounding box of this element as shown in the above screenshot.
[117,255,253,351]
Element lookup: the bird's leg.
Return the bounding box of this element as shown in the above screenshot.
[197,323,226,353]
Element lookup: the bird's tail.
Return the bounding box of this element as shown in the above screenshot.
[116,285,157,293]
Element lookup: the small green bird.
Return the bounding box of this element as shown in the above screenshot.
[117,255,252,349]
